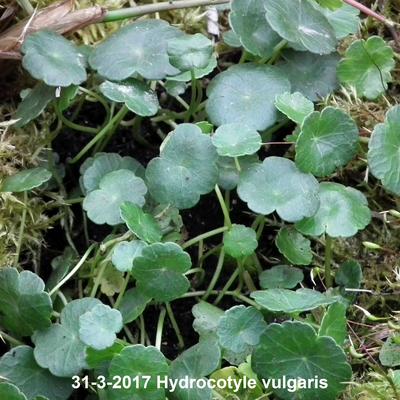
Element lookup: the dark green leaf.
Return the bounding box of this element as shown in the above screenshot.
[259,265,304,289]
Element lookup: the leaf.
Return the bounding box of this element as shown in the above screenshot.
[275,227,313,265]
[319,302,347,346]
[295,182,371,237]
[0,346,72,400]
[132,242,192,302]
[168,339,221,400]
[100,266,125,297]
[146,124,219,209]
[275,92,314,125]
[251,288,337,313]
[252,321,352,400]
[319,3,359,39]
[206,63,290,130]
[217,306,266,354]
[167,33,213,71]
[192,301,224,339]
[379,336,400,367]
[111,240,147,272]
[81,153,144,194]
[1,167,52,193]
[279,50,339,101]
[167,55,217,82]
[78,304,123,350]
[295,107,359,177]
[86,342,125,370]
[118,288,151,323]
[14,83,55,127]
[211,123,262,157]
[224,224,258,259]
[57,85,79,112]
[99,79,159,117]
[120,202,162,244]
[217,155,259,191]
[107,345,169,400]
[21,31,86,87]
[237,156,320,222]
[335,260,362,289]
[259,265,304,289]
[83,170,147,226]
[337,36,395,99]
[265,0,337,54]
[0,382,27,400]
[32,298,102,377]
[46,247,77,291]
[229,0,281,57]
[316,0,343,10]
[368,105,400,195]
[89,19,182,81]
[0,268,52,337]
[223,30,242,48]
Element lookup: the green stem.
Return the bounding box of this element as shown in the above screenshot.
[324,235,333,288]
[79,87,111,122]
[267,40,288,64]
[114,273,130,309]
[214,268,240,305]
[90,260,108,298]
[215,185,232,228]
[165,303,185,349]
[182,226,228,249]
[69,105,129,164]
[104,0,230,22]
[139,315,146,345]
[0,329,24,346]
[49,243,96,296]
[155,307,167,350]
[55,105,98,134]
[203,249,225,301]
[14,191,28,267]
[185,69,197,122]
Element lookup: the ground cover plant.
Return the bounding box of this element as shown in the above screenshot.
[1,0,400,399]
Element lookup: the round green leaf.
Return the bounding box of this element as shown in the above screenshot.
[224,224,258,259]
[168,339,221,400]
[21,31,86,87]
[100,79,159,116]
[211,123,262,157]
[295,107,359,177]
[368,105,400,195]
[319,3,359,39]
[167,33,213,71]
[229,0,281,57]
[120,201,162,244]
[79,304,123,350]
[276,227,313,265]
[217,306,266,354]
[251,288,337,313]
[107,345,169,400]
[274,92,314,125]
[167,55,217,82]
[118,287,151,323]
[132,242,192,302]
[223,30,242,48]
[14,83,55,127]
[265,0,337,54]
[146,124,218,209]
[279,50,339,101]
[319,302,347,346]
[259,265,304,289]
[111,240,147,272]
[83,169,147,225]
[338,36,395,99]
[81,153,144,193]
[379,336,400,367]
[0,268,52,337]
[192,301,224,340]
[335,260,362,290]
[89,20,182,80]
[0,383,27,400]
[0,346,72,400]
[1,167,52,193]
[206,63,290,130]
[252,321,352,400]
[217,155,260,191]
[86,342,124,370]
[32,298,101,377]
[295,182,371,237]
[237,156,320,222]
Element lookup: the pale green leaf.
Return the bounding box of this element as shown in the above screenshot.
[380,336,400,367]
[224,224,258,259]
[1,167,52,193]
[167,55,217,82]
[237,156,320,222]
[259,265,304,289]
[275,92,314,125]
[275,227,313,265]
[295,182,371,237]
[319,303,347,346]
[111,240,147,272]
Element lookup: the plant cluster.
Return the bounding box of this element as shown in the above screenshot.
[1,0,400,399]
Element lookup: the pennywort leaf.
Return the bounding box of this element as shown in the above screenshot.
[319,302,347,346]
[275,227,313,265]
[224,224,258,259]
[1,167,52,193]
[111,240,147,272]
[274,92,314,125]
[259,265,304,289]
